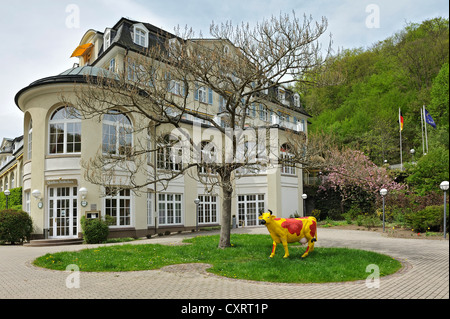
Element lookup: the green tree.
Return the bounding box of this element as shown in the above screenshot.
[406,146,449,195]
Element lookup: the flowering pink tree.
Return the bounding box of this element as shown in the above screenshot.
[319,148,405,212]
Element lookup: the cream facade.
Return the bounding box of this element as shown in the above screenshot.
[13,18,311,240]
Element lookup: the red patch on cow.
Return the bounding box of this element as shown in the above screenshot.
[281,219,303,236]
[309,221,317,238]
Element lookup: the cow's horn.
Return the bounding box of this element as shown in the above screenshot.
[268,209,272,215]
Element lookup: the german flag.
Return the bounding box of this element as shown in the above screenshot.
[399,109,404,131]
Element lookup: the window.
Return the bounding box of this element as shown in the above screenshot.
[109,58,116,72]
[157,135,183,171]
[49,106,81,154]
[104,29,111,50]
[238,194,265,226]
[147,192,153,225]
[198,141,216,175]
[280,143,296,175]
[198,195,218,224]
[294,94,300,107]
[102,110,133,156]
[195,84,206,103]
[195,84,212,104]
[259,104,268,121]
[28,120,32,160]
[104,187,132,226]
[133,25,148,47]
[158,193,182,225]
[25,191,31,213]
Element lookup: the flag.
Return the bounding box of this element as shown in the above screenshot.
[424,108,437,129]
[399,109,404,131]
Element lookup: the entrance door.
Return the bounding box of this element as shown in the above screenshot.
[48,187,78,238]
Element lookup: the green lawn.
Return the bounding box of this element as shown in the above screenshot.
[33,234,402,283]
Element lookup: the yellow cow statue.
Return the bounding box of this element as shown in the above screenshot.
[258,210,317,258]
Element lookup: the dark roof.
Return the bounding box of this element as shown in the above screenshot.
[15,66,116,108]
[94,17,177,65]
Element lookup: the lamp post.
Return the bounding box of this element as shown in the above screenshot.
[194,198,200,232]
[380,188,388,232]
[410,149,415,163]
[440,181,449,239]
[302,194,307,217]
[4,189,10,209]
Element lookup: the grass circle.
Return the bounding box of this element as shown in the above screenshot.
[33,234,402,284]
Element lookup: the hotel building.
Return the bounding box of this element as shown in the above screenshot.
[11,17,311,240]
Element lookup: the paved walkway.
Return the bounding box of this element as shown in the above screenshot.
[0,227,448,299]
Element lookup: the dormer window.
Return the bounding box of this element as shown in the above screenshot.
[133,24,149,48]
[104,28,111,50]
[294,94,300,107]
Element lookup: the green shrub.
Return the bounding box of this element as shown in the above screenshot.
[80,216,109,244]
[0,209,33,244]
[405,205,449,233]
[356,213,382,229]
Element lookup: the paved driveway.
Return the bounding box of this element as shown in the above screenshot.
[0,227,448,299]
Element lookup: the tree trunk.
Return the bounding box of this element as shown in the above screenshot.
[218,175,233,249]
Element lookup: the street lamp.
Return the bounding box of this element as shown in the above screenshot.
[32,189,43,209]
[194,198,200,232]
[4,189,10,209]
[302,194,307,217]
[440,181,449,239]
[410,149,415,163]
[380,188,388,232]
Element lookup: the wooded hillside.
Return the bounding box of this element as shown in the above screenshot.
[299,17,449,166]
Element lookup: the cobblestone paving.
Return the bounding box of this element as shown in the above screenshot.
[0,227,448,299]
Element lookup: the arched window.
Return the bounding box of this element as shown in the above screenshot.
[280,143,296,175]
[102,110,133,156]
[28,119,32,160]
[49,106,81,154]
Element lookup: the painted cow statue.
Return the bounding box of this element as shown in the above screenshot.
[259,210,317,258]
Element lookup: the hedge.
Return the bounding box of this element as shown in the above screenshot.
[0,209,33,244]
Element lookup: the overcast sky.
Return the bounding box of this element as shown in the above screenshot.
[1,0,448,138]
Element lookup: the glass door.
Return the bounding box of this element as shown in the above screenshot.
[48,187,78,238]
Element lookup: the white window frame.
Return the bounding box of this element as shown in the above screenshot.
[104,29,111,50]
[133,24,149,48]
[280,144,296,175]
[294,94,301,107]
[157,135,183,171]
[147,192,154,225]
[237,194,265,227]
[48,106,81,155]
[28,120,32,160]
[198,195,218,224]
[158,193,183,226]
[104,187,133,227]
[102,110,133,156]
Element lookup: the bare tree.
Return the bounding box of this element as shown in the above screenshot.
[63,12,331,248]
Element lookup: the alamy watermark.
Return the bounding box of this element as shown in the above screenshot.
[365,264,380,288]
[65,264,80,289]
[65,4,80,29]
[365,4,380,29]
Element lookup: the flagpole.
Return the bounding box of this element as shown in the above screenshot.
[424,105,429,154]
[421,105,425,155]
[399,108,403,171]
